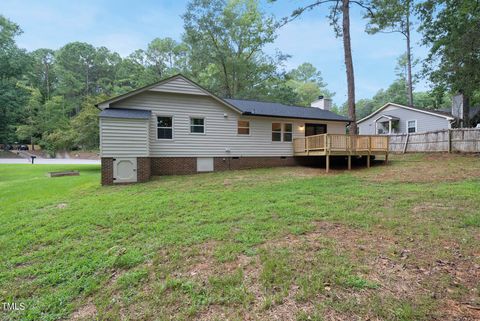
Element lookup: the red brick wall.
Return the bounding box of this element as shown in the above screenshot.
[101,158,114,185]
[214,156,298,171]
[151,157,197,175]
[150,156,307,176]
[137,157,151,182]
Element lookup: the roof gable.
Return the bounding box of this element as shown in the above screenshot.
[149,77,208,95]
[96,74,241,113]
[357,102,454,124]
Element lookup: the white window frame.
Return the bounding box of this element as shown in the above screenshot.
[237,120,250,136]
[272,122,293,142]
[406,119,417,133]
[190,116,206,135]
[157,115,174,140]
[272,122,282,142]
[283,123,293,142]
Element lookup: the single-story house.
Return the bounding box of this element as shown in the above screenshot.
[357,103,455,135]
[96,74,350,184]
[358,102,480,135]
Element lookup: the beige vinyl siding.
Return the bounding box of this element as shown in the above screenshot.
[149,77,207,96]
[100,118,149,157]
[110,91,347,157]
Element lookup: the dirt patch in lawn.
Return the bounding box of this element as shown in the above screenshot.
[358,153,480,183]
[412,202,456,214]
[100,221,479,320]
[197,222,478,320]
[70,301,97,320]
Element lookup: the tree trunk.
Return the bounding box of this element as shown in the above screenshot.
[342,0,357,134]
[406,1,414,107]
[45,62,50,100]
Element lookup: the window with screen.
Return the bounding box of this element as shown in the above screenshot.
[283,123,293,142]
[157,116,173,139]
[272,123,282,141]
[190,117,205,133]
[407,120,416,133]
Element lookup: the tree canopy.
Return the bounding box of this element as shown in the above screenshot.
[418,0,480,107]
[183,0,282,99]
[1,0,478,151]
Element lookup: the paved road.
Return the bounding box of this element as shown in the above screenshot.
[0,158,100,165]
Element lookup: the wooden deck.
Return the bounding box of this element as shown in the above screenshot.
[293,134,389,172]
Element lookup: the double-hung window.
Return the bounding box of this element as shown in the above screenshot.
[157,116,173,139]
[272,123,282,141]
[283,123,293,142]
[272,122,293,142]
[407,120,417,133]
[238,120,250,135]
[190,117,205,134]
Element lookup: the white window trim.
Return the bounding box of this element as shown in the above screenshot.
[406,119,417,133]
[272,122,282,142]
[156,115,174,140]
[189,116,206,135]
[283,123,293,142]
[272,122,294,142]
[237,119,251,136]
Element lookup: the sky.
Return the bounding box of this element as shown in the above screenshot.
[0,0,430,105]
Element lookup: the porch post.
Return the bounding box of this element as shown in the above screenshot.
[388,120,392,134]
[326,155,330,173]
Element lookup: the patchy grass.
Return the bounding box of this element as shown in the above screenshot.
[0,154,479,321]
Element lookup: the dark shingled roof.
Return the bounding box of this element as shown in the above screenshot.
[99,108,151,119]
[225,99,350,122]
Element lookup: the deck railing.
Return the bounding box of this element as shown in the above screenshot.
[293,134,389,154]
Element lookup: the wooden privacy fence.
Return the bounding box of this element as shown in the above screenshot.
[389,128,480,153]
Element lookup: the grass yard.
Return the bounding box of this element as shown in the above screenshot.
[0,154,479,321]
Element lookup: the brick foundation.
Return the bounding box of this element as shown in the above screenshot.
[101,158,114,185]
[101,156,327,185]
[137,157,151,182]
[151,157,197,175]
[214,156,298,171]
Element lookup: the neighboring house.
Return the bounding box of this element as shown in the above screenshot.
[97,74,350,185]
[357,103,455,135]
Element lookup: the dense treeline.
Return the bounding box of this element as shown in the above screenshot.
[1,0,479,153]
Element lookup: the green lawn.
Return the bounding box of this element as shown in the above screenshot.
[0,154,479,321]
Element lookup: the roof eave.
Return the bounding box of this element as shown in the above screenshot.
[357,102,455,123]
[241,112,351,122]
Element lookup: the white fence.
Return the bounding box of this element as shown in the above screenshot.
[389,129,480,153]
